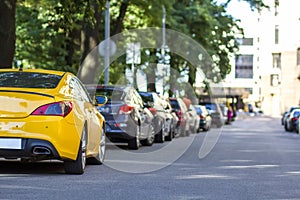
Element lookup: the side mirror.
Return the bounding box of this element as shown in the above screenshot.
[95,95,108,106]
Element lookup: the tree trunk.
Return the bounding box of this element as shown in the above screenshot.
[78,0,103,84]
[0,0,16,68]
[112,1,129,35]
[146,63,156,92]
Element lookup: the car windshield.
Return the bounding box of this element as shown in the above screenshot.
[0,72,62,88]
[95,88,125,101]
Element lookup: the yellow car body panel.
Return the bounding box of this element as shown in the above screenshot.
[0,69,105,162]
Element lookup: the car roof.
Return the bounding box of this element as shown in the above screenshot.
[0,68,66,76]
[85,84,133,92]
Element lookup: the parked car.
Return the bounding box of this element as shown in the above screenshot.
[0,69,107,174]
[138,91,173,142]
[281,111,288,125]
[199,101,224,128]
[162,97,179,139]
[283,106,300,128]
[88,85,155,149]
[284,108,300,132]
[169,97,190,137]
[194,105,212,132]
[188,105,200,133]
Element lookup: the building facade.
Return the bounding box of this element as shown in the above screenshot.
[219,0,300,117]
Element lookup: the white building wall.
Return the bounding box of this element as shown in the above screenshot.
[222,0,300,117]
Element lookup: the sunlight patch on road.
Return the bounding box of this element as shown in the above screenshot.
[286,171,300,174]
[0,184,59,191]
[220,159,254,163]
[219,164,279,169]
[238,149,266,153]
[276,171,300,177]
[176,174,234,180]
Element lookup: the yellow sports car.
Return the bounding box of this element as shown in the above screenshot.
[0,68,107,174]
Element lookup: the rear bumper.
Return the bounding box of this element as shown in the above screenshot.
[0,138,60,160]
[0,116,82,160]
[105,120,138,142]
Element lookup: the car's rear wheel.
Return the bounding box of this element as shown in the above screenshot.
[64,127,87,174]
[155,123,165,143]
[88,127,106,165]
[141,124,155,146]
[165,126,173,141]
[128,126,140,150]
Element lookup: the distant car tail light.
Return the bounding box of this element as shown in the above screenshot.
[148,107,157,115]
[31,101,73,117]
[199,115,204,119]
[119,104,133,114]
[177,110,184,124]
[292,117,298,121]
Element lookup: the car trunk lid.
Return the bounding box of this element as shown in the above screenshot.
[0,89,55,118]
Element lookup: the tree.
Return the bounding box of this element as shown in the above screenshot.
[0,0,16,68]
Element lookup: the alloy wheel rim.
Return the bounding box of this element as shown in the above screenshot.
[99,128,106,162]
[81,128,87,169]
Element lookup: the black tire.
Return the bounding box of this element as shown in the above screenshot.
[284,123,288,131]
[64,127,87,174]
[141,124,155,146]
[165,127,173,141]
[88,127,106,165]
[185,129,190,137]
[128,137,139,150]
[155,126,165,143]
[128,126,140,150]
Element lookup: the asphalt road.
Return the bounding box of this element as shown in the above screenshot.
[1,114,300,200]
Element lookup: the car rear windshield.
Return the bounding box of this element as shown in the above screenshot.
[194,106,203,114]
[0,72,62,88]
[169,99,180,109]
[139,92,153,102]
[200,103,217,111]
[95,88,125,101]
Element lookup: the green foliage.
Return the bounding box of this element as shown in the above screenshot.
[13,0,267,89]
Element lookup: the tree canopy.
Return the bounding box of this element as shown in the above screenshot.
[0,0,268,96]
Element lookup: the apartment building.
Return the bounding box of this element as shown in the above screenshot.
[218,0,300,117]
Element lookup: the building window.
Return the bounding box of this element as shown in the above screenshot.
[272,53,281,68]
[297,48,300,65]
[275,25,279,44]
[235,54,253,79]
[236,38,253,46]
[274,0,279,16]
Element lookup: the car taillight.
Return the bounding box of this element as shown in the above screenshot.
[31,101,73,117]
[119,104,133,114]
[148,107,157,115]
[177,110,184,123]
[292,117,298,121]
[199,115,204,119]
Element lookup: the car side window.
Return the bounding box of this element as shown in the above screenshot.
[72,77,92,103]
[123,88,132,104]
[132,90,143,108]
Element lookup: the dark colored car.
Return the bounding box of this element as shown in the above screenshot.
[199,101,224,128]
[281,111,288,125]
[194,105,212,132]
[283,106,300,129]
[285,108,300,132]
[88,85,155,150]
[169,97,190,137]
